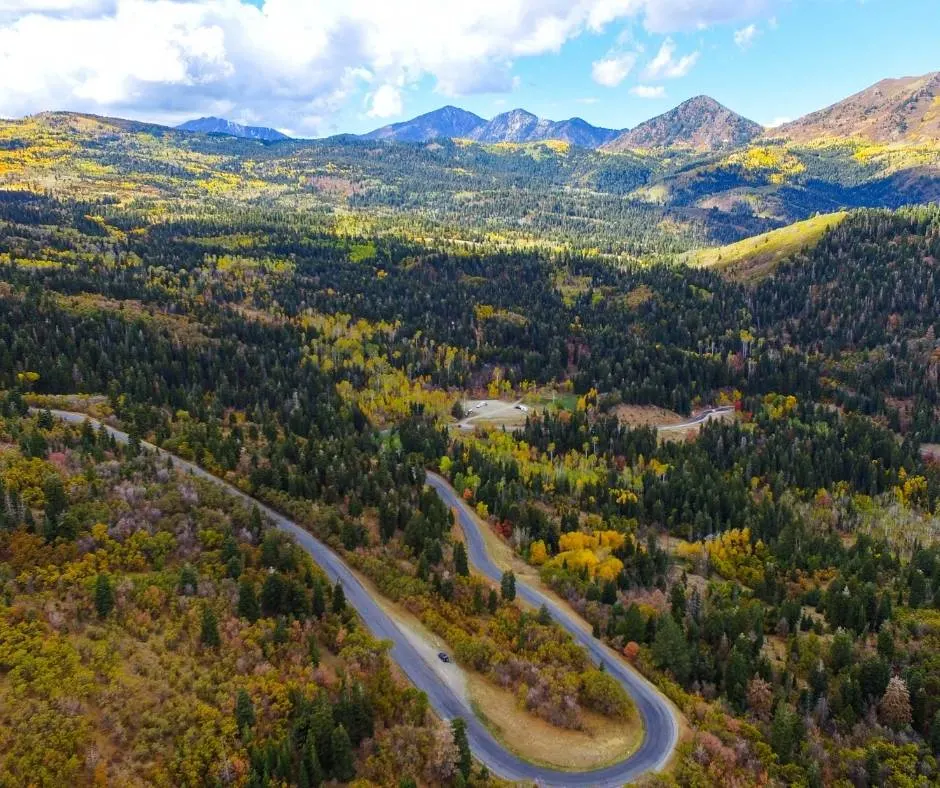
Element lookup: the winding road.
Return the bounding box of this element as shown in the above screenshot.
[43,409,679,786]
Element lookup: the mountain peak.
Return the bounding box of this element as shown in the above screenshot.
[603,96,762,152]
[361,106,485,142]
[772,71,940,143]
[176,117,289,142]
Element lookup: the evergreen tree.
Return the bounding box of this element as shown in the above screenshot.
[235,689,256,732]
[94,573,114,619]
[451,717,472,781]
[238,579,260,622]
[454,542,469,577]
[670,582,687,621]
[41,475,68,541]
[312,580,326,617]
[308,634,321,667]
[250,504,263,534]
[332,581,346,614]
[472,585,484,613]
[652,614,690,683]
[487,588,499,613]
[929,710,940,755]
[201,605,221,648]
[310,691,335,772]
[330,724,355,782]
[622,603,646,643]
[301,736,323,788]
[500,570,516,602]
[770,703,799,763]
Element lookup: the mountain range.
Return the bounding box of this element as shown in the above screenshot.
[176,116,289,142]
[175,70,940,151]
[362,106,620,148]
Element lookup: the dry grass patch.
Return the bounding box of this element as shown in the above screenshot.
[613,404,685,428]
[467,673,642,771]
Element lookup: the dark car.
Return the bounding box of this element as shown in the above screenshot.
[437,652,450,663]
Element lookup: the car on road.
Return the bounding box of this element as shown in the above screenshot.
[437,652,450,663]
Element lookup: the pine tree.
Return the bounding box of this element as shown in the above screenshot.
[95,573,114,619]
[454,542,469,576]
[770,703,799,763]
[235,689,256,732]
[250,504,263,534]
[332,581,346,614]
[500,570,516,602]
[929,710,940,755]
[308,634,321,667]
[472,585,484,613]
[487,588,499,613]
[330,724,355,782]
[652,614,690,683]
[670,582,686,621]
[301,736,323,787]
[310,691,335,772]
[201,605,221,648]
[451,717,471,781]
[312,580,326,617]
[238,579,260,622]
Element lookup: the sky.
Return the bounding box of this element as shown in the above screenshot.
[0,0,938,137]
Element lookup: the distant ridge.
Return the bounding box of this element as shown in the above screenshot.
[603,96,762,152]
[177,116,290,142]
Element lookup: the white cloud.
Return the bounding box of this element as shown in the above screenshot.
[734,23,758,48]
[643,38,699,79]
[630,84,665,98]
[367,84,403,118]
[591,52,638,87]
[0,0,778,133]
[767,116,791,127]
[576,96,600,104]
[642,0,775,33]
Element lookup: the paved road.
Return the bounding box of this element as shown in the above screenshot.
[427,472,679,782]
[43,409,678,786]
[657,406,734,432]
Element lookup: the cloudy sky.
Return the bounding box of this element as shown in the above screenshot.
[0,0,937,136]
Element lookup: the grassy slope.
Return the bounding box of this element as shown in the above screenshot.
[685,210,848,282]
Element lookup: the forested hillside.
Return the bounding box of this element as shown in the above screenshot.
[1,111,937,259]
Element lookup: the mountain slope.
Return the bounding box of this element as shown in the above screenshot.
[361,106,485,142]
[774,71,940,143]
[604,96,762,151]
[177,116,289,141]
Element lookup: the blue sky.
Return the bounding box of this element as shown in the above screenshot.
[374,0,940,133]
[0,0,937,136]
